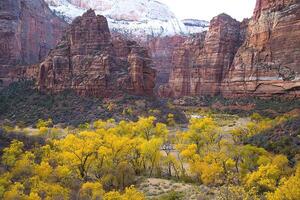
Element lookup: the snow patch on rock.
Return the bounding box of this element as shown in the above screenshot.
[182,19,210,34]
[45,0,207,39]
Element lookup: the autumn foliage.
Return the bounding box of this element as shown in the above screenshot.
[0,114,299,199]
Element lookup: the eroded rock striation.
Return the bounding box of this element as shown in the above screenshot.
[223,0,300,97]
[159,14,243,97]
[160,0,300,98]
[0,0,66,66]
[0,0,67,87]
[38,10,156,96]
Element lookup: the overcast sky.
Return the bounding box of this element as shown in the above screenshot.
[158,0,257,21]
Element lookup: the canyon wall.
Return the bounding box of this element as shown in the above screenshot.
[0,0,67,87]
[159,14,244,97]
[38,10,156,97]
[1,0,299,99]
[223,0,300,97]
[146,36,187,89]
[160,0,300,98]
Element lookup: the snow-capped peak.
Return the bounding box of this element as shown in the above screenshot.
[45,0,197,39]
[45,0,209,38]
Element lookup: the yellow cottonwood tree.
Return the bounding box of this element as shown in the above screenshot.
[104,186,145,200]
[184,117,220,154]
[141,138,163,176]
[1,140,24,168]
[54,131,102,180]
[266,165,300,200]
[80,182,104,200]
[245,155,289,195]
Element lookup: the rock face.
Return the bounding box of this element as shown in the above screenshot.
[160,0,300,98]
[146,36,187,89]
[159,14,243,97]
[0,0,67,88]
[223,0,300,97]
[2,0,299,99]
[253,0,297,19]
[38,10,155,96]
[0,0,66,66]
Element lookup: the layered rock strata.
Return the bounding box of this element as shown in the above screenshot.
[222,0,300,97]
[160,0,300,98]
[159,14,243,97]
[1,0,299,99]
[0,0,66,66]
[38,10,156,97]
[0,0,67,88]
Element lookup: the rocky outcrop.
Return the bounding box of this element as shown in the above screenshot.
[38,10,155,97]
[222,0,300,97]
[159,14,243,97]
[0,0,67,88]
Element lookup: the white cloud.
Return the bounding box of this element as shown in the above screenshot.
[158,0,257,21]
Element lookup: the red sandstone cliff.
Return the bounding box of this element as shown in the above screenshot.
[159,14,243,97]
[1,0,299,99]
[160,0,300,98]
[0,0,67,66]
[38,10,156,97]
[222,0,300,97]
[253,0,297,19]
[146,36,187,89]
[0,0,67,87]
